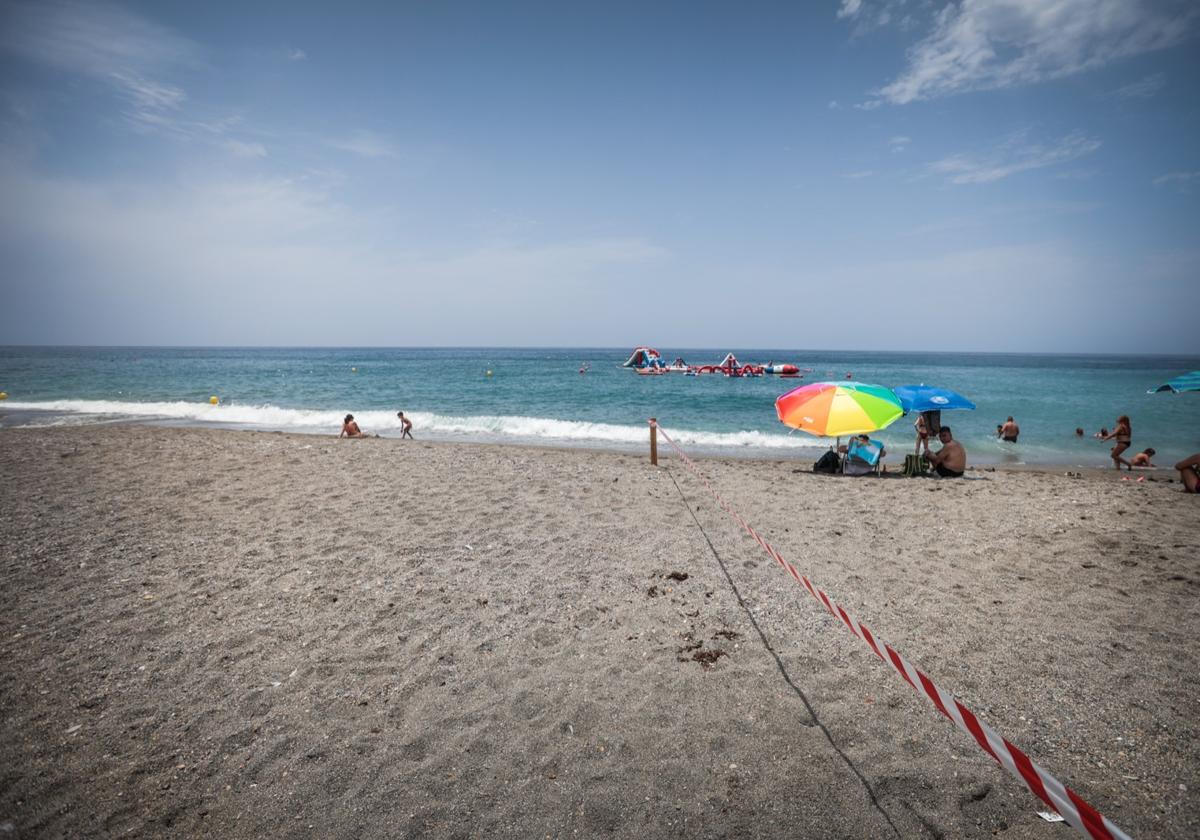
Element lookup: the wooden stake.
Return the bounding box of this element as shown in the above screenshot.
[649,418,658,466]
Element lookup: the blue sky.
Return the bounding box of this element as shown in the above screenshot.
[0,0,1197,352]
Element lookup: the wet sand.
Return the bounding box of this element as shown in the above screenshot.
[1,425,1197,838]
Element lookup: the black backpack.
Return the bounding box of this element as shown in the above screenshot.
[813,450,840,474]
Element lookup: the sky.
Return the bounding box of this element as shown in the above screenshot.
[0,0,1197,353]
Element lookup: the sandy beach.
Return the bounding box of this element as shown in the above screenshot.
[1,424,1197,838]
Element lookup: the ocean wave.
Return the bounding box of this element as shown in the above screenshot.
[1,399,828,452]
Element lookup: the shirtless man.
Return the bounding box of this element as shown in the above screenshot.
[340,413,367,438]
[999,416,1019,443]
[925,425,966,478]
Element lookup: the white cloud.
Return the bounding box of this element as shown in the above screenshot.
[889,135,911,151]
[223,140,268,158]
[0,0,200,126]
[1153,170,1200,190]
[330,130,398,159]
[844,170,875,179]
[929,130,1101,184]
[870,0,1194,105]
[289,48,308,61]
[0,156,669,344]
[1110,72,1167,99]
[838,0,864,19]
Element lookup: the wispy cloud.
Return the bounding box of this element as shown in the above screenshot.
[0,0,200,127]
[837,0,864,19]
[223,139,268,159]
[1109,72,1167,99]
[889,135,911,152]
[843,170,875,179]
[329,130,399,159]
[1153,170,1200,191]
[929,130,1101,184]
[288,48,308,61]
[862,0,1194,106]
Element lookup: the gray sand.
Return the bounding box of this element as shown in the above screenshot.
[1,425,1197,838]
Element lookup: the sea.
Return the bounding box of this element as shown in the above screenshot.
[1,346,1198,468]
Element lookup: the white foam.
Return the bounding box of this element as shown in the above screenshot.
[2,399,831,453]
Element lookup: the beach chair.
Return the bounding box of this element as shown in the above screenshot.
[842,437,885,476]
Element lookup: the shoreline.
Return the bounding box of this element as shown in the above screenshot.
[0,406,1181,473]
[2,424,1197,838]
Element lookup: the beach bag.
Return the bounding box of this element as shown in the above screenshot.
[813,450,840,474]
[902,453,928,477]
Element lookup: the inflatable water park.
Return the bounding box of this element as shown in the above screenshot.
[623,347,809,378]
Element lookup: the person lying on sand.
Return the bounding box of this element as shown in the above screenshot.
[925,425,966,478]
[340,414,368,438]
[1175,453,1200,493]
[1131,448,1157,468]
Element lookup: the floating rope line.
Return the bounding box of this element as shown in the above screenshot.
[651,420,1130,840]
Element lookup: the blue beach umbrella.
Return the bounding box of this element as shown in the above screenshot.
[892,384,976,414]
[1149,370,1200,394]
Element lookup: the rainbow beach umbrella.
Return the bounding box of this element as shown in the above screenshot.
[775,381,904,438]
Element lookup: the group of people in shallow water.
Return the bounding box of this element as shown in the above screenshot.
[1065,415,1199,492]
[905,410,1199,491]
[339,411,414,440]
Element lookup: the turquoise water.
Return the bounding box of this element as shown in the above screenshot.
[1,346,1198,467]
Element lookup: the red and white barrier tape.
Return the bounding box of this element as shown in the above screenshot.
[651,421,1130,840]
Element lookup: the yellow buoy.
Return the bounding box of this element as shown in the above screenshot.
[209,395,219,405]
[485,370,493,377]
[351,367,358,373]
[0,391,7,400]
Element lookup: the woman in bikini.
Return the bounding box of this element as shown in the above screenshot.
[1101,415,1132,470]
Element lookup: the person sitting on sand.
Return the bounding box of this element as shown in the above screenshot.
[1100,416,1133,470]
[925,425,966,478]
[1131,448,1157,468]
[340,414,367,438]
[999,416,1019,443]
[838,434,885,476]
[396,411,414,439]
[1175,453,1200,493]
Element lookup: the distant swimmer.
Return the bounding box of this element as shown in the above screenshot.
[999,416,1019,443]
[340,414,367,438]
[396,411,414,439]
